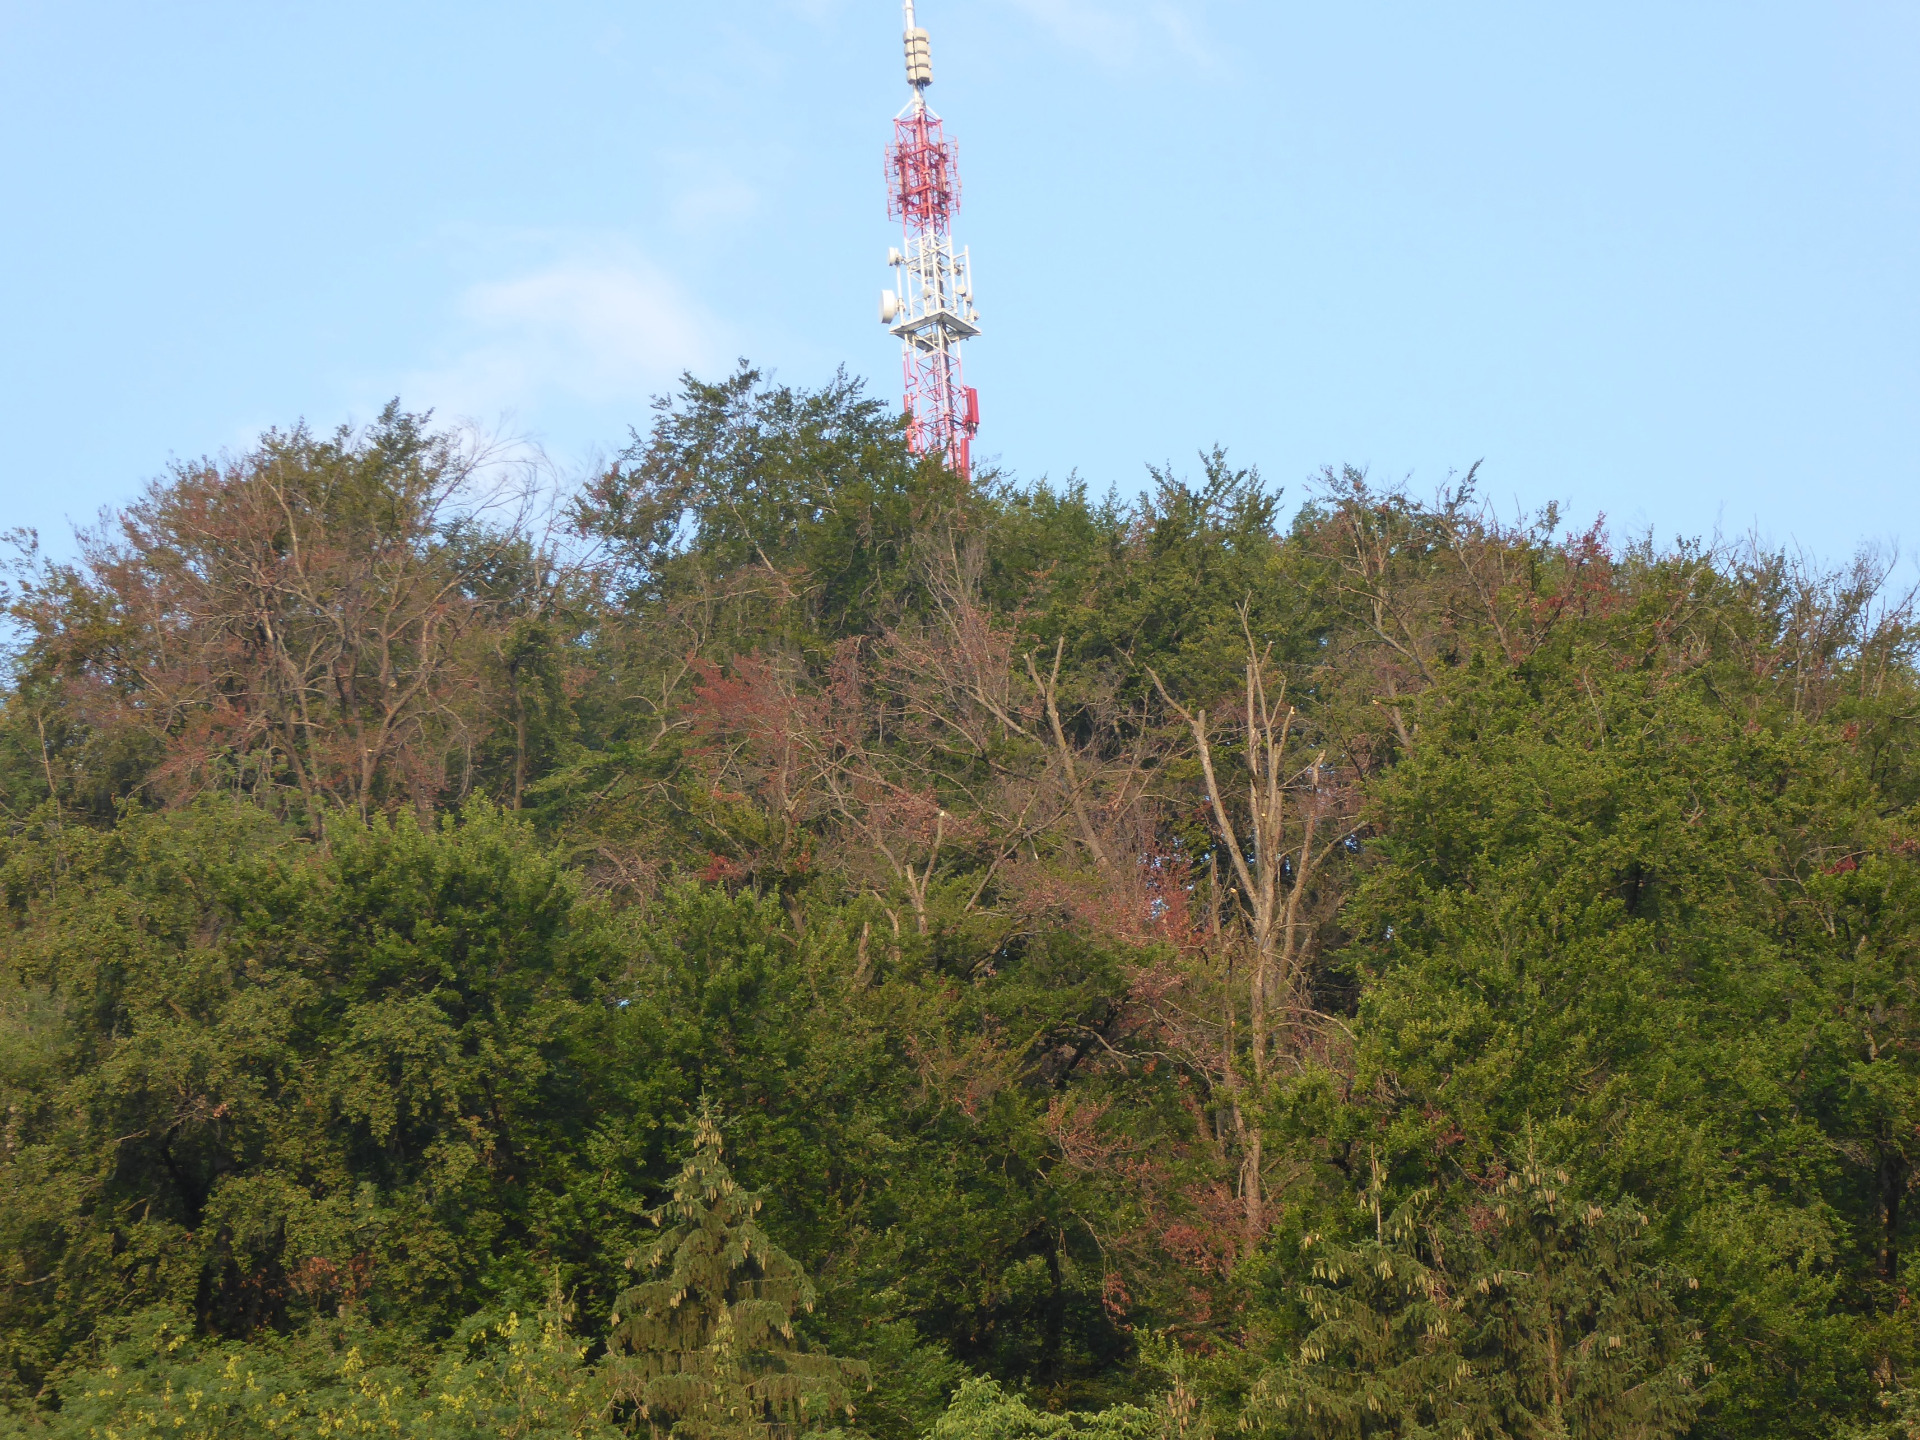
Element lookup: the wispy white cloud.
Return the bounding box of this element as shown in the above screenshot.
[777,0,848,24]
[1001,0,1216,71]
[669,176,759,232]
[404,251,729,427]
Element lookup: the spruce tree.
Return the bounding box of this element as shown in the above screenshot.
[1248,1157,1702,1439]
[605,1103,868,1440]
[1250,1183,1482,1437]
[1464,1159,1703,1440]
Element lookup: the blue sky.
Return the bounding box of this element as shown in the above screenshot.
[0,1,1914,567]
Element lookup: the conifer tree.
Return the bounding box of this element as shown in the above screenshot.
[604,1103,868,1440]
[1249,1156,1702,1439]
[1465,1159,1702,1440]
[1250,1182,1481,1437]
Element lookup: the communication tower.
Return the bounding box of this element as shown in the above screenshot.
[879,0,980,477]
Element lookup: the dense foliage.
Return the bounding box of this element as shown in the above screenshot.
[1,368,1916,1438]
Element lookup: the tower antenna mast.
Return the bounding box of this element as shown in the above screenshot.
[879,0,980,476]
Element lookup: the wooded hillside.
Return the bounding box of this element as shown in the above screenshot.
[2,368,1916,1439]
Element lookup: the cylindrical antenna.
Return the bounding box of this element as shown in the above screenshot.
[903,0,931,95]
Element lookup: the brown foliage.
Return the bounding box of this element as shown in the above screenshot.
[7,408,548,822]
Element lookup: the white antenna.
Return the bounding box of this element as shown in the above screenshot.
[902,0,932,104]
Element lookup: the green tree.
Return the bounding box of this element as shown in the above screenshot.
[1248,1160,1700,1440]
[605,1104,867,1439]
[924,1376,1155,1440]
[1,1296,620,1439]
[1463,1161,1701,1440]
[8,374,1920,1440]
[1337,586,1920,1432]
[0,800,626,1399]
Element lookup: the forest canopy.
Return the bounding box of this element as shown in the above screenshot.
[1,369,1917,1439]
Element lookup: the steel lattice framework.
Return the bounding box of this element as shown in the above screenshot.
[879,1,979,477]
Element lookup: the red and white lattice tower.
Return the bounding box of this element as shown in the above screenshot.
[879,0,980,477]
